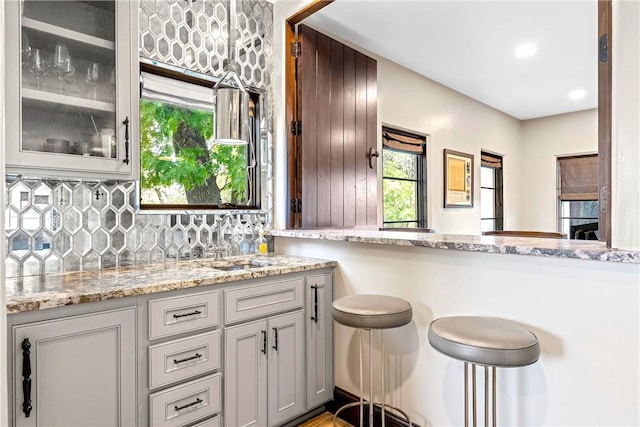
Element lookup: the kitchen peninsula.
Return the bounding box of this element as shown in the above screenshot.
[273,229,640,426]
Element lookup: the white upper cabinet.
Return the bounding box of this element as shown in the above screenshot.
[4,0,139,179]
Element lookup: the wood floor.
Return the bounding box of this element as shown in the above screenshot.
[298,412,352,427]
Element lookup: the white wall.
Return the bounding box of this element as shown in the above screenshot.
[611,0,640,250]
[276,237,640,426]
[377,59,523,234]
[1,0,8,423]
[520,109,598,231]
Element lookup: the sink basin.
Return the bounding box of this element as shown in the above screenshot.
[215,263,258,272]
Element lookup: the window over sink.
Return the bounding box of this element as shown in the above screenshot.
[139,67,261,210]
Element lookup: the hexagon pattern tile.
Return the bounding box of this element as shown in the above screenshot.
[139,0,273,92]
[5,177,269,278]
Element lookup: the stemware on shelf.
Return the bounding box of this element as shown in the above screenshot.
[51,43,70,94]
[21,31,33,67]
[107,66,116,102]
[85,62,100,100]
[29,48,48,90]
[61,57,75,95]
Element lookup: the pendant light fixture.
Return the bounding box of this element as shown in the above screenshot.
[211,0,249,146]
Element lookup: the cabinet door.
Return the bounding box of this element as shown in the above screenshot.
[4,0,137,179]
[12,307,136,427]
[306,273,334,409]
[224,319,268,427]
[268,311,305,426]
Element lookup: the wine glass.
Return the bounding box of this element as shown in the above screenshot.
[85,62,100,100]
[61,57,75,95]
[29,49,48,90]
[51,43,70,94]
[106,66,116,102]
[21,31,33,67]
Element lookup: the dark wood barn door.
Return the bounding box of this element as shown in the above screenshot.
[295,24,377,228]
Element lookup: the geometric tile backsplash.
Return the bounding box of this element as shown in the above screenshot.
[5,175,269,278]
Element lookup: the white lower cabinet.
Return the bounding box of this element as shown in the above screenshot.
[11,307,137,427]
[8,269,334,427]
[306,273,334,409]
[225,311,305,427]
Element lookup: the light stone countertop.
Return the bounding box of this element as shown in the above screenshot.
[270,228,640,264]
[6,254,337,314]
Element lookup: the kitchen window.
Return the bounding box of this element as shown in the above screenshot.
[557,154,599,239]
[139,67,260,210]
[382,127,427,228]
[480,151,503,232]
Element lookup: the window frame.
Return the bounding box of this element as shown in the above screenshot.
[556,153,599,238]
[480,151,504,232]
[381,126,427,228]
[137,61,263,212]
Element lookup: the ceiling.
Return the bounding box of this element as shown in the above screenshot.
[303,0,598,120]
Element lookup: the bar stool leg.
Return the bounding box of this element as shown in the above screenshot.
[369,329,374,427]
[381,330,385,427]
[485,367,489,427]
[360,329,364,427]
[492,367,497,427]
[472,364,477,427]
[464,362,469,427]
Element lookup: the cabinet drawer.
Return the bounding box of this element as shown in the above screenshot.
[149,373,221,427]
[225,278,304,324]
[149,291,220,340]
[190,415,221,427]
[149,330,221,390]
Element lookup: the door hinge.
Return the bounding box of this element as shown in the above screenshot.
[291,42,302,58]
[290,120,302,135]
[290,198,302,214]
[599,34,608,62]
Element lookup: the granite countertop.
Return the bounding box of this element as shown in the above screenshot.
[6,254,337,314]
[270,229,640,264]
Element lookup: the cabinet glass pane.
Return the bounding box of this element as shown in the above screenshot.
[20,1,118,159]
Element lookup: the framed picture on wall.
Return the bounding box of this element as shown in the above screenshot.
[444,149,474,208]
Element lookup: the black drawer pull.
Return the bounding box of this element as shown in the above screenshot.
[261,330,267,354]
[21,338,32,418]
[173,310,202,319]
[310,285,319,323]
[174,353,202,364]
[175,398,202,412]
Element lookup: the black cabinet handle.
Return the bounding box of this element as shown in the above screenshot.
[175,398,202,412]
[272,328,278,351]
[174,353,202,364]
[261,330,267,354]
[310,285,319,323]
[122,116,130,165]
[173,310,201,319]
[21,338,32,418]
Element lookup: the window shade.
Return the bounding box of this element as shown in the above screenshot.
[481,152,502,169]
[382,129,425,154]
[141,71,213,110]
[558,155,599,201]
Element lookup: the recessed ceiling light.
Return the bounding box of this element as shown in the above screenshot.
[569,89,587,100]
[515,43,537,58]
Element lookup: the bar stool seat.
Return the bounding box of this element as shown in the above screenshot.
[428,316,540,367]
[332,294,413,426]
[428,316,540,427]
[332,294,413,329]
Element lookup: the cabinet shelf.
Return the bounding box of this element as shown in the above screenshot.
[23,88,115,116]
[23,17,115,51]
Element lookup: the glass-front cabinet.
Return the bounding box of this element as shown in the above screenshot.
[5,0,138,179]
